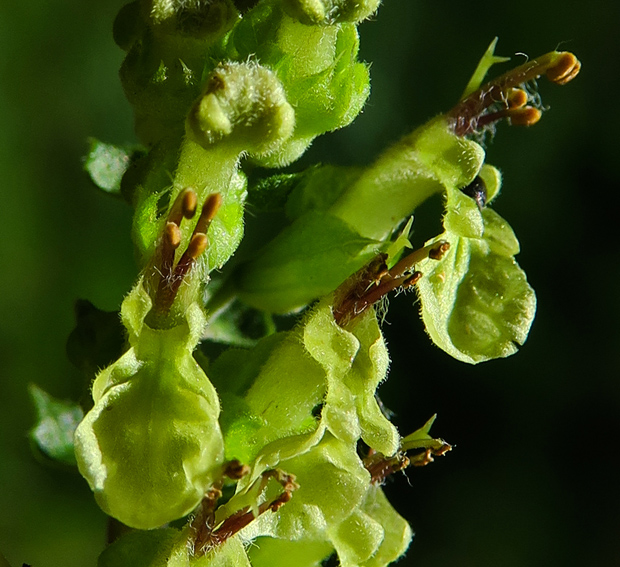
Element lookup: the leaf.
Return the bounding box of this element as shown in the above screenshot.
[84,138,138,197]
[28,384,83,466]
[98,527,189,567]
[66,299,125,381]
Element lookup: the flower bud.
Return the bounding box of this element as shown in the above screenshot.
[282,0,380,25]
[186,62,295,157]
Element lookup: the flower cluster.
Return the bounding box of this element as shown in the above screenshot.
[35,1,581,565]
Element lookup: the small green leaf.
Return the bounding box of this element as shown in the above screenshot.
[84,138,137,196]
[28,384,83,466]
[66,299,125,381]
[97,527,189,567]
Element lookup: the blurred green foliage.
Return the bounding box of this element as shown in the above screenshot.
[1,1,619,566]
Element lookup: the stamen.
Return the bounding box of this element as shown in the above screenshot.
[190,468,298,554]
[364,438,452,484]
[449,50,581,136]
[402,271,423,288]
[170,234,209,297]
[390,240,450,278]
[164,222,182,249]
[186,233,209,260]
[224,460,250,481]
[507,106,542,127]
[333,241,450,327]
[150,194,221,316]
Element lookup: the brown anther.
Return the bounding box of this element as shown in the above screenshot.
[391,240,450,278]
[365,452,410,484]
[186,233,209,260]
[164,222,182,249]
[449,50,580,136]
[402,271,423,288]
[507,88,528,109]
[224,460,250,480]
[182,189,198,219]
[168,188,197,226]
[428,241,451,261]
[546,52,581,85]
[509,106,542,127]
[411,449,434,467]
[434,442,453,457]
[195,193,223,236]
[268,490,292,512]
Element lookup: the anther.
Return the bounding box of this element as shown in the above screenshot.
[168,188,197,227]
[224,460,250,480]
[402,271,423,288]
[164,222,182,249]
[508,107,542,127]
[546,52,581,85]
[181,189,198,219]
[186,233,209,260]
[390,240,450,279]
[194,193,223,236]
[507,88,528,109]
[428,241,451,261]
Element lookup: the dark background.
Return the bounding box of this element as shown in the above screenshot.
[1,1,618,566]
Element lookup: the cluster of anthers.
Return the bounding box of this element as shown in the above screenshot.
[150,189,222,316]
[364,437,453,486]
[333,240,451,327]
[449,51,581,136]
[189,461,299,556]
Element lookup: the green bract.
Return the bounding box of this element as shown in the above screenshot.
[74,284,224,529]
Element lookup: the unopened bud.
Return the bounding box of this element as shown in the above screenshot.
[186,62,295,157]
[283,0,380,25]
